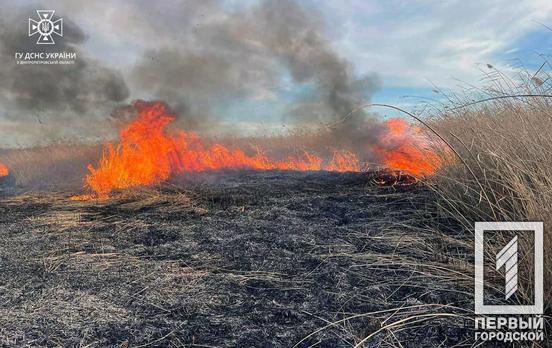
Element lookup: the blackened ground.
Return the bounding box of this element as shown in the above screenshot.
[0,170,475,347]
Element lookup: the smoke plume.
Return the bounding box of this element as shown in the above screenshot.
[130,0,380,149]
[1,0,381,152]
[0,6,128,145]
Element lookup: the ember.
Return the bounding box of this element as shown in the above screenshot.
[0,161,9,177]
[373,170,418,187]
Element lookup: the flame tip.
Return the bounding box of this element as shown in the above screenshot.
[81,102,444,199]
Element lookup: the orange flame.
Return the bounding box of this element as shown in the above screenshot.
[84,101,361,198]
[82,102,443,199]
[0,161,9,177]
[375,118,442,177]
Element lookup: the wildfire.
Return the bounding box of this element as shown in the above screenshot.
[82,101,443,199]
[84,101,361,198]
[375,118,442,177]
[0,161,9,177]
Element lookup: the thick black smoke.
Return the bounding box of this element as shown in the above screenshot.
[0,6,128,144]
[253,0,382,148]
[2,0,381,152]
[256,0,379,120]
[130,0,381,150]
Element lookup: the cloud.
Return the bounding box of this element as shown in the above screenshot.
[325,0,552,88]
[15,0,552,91]
[1,0,550,147]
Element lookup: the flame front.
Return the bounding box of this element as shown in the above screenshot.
[83,101,443,199]
[375,118,442,177]
[0,161,9,177]
[85,101,361,198]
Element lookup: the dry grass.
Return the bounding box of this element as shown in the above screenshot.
[1,67,551,345]
[428,68,552,311]
[0,144,101,190]
[331,69,552,347]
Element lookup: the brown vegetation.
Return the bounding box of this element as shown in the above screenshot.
[429,70,552,312]
[0,69,551,346]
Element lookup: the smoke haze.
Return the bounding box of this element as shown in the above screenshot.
[0,6,129,145]
[0,0,380,151]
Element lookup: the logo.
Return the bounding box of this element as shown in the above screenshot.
[496,235,518,300]
[16,10,74,65]
[28,10,63,45]
[474,222,543,315]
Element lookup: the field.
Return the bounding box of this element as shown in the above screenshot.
[2,0,552,345]
[0,170,475,346]
[1,77,552,346]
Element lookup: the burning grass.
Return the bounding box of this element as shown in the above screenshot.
[375,118,444,177]
[2,69,551,346]
[0,161,8,177]
[81,100,443,199]
[85,101,364,199]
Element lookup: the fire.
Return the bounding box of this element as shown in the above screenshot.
[84,101,361,198]
[0,161,9,177]
[326,150,360,172]
[375,118,442,177]
[82,101,443,199]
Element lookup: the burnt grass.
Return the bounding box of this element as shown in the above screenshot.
[0,170,475,347]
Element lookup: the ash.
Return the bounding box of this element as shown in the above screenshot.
[0,170,473,347]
